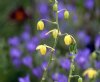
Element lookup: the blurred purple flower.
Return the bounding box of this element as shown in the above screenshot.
[22,56,33,68]
[8,37,20,46]
[84,0,94,10]
[95,35,100,49]
[59,58,70,70]
[21,31,30,42]
[10,48,22,58]
[26,41,36,52]
[19,75,30,82]
[41,62,48,70]
[23,24,31,32]
[32,36,40,45]
[75,48,90,69]
[58,2,65,19]
[12,58,21,68]
[37,2,48,17]
[32,67,43,78]
[39,30,49,39]
[95,61,100,69]
[52,73,68,82]
[73,13,78,24]
[66,4,76,12]
[77,31,91,45]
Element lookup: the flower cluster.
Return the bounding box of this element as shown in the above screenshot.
[35,0,81,82]
[5,0,100,82]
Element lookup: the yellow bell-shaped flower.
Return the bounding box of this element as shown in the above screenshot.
[37,20,44,30]
[64,35,73,45]
[45,29,59,39]
[36,44,54,55]
[83,68,97,79]
[36,45,46,55]
[64,10,69,19]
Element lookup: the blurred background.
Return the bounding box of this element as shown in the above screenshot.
[0,0,100,82]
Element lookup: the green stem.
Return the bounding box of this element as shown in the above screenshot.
[68,56,75,82]
[40,1,59,82]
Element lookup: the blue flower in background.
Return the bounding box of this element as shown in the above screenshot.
[32,36,40,45]
[66,4,76,12]
[58,2,65,19]
[8,37,20,46]
[37,2,49,18]
[22,56,33,68]
[26,41,36,52]
[12,58,21,68]
[39,30,49,39]
[59,58,70,70]
[10,47,22,58]
[52,73,68,82]
[32,67,43,78]
[75,48,90,69]
[77,31,91,45]
[21,31,30,42]
[84,0,94,10]
[41,61,48,70]
[23,24,31,32]
[19,75,30,82]
[95,35,100,49]
[20,24,31,42]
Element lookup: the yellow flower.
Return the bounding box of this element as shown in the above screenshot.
[64,35,73,45]
[45,29,59,39]
[37,20,44,30]
[36,45,46,55]
[36,44,55,55]
[64,10,69,19]
[83,68,97,79]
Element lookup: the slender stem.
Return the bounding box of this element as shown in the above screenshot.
[70,75,80,78]
[41,19,56,25]
[59,33,68,36]
[40,1,59,82]
[68,56,75,82]
[58,9,67,13]
[56,12,60,31]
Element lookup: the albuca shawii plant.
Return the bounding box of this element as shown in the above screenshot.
[36,0,82,82]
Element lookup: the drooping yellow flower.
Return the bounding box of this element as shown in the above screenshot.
[83,68,97,79]
[36,44,55,55]
[45,29,59,39]
[37,20,44,30]
[64,10,69,19]
[64,35,73,45]
[36,45,46,55]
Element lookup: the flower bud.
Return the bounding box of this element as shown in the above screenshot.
[52,29,58,38]
[36,45,46,55]
[45,29,59,39]
[64,35,73,45]
[91,52,97,59]
[78,77,83,82]
[64,10,69,19]
[53,3,58,12]
[37,20,44,30]
[36,44,54,55]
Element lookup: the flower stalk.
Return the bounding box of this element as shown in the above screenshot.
[68,55,75,82]
[40,0,59,82]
